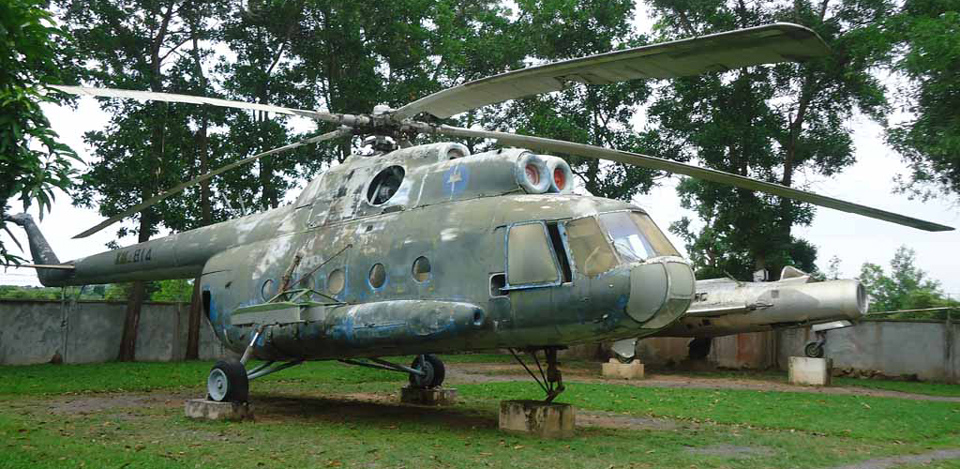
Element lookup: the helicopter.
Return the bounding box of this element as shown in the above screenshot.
[5,23,953,404]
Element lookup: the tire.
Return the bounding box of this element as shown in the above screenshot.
[688,338,712,360]
[408,354,445,388]
[804,341,825,359]
[207,359,249,403]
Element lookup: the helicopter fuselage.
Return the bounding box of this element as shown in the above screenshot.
[27,143,696,361]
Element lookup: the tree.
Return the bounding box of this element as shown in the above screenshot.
[485,0,658,200]
[59,0,224,361]
[886,0,960,200]
[646,0,895,281]
[0,0,79,265]
[150,279,193,303]
[858,245,958,318]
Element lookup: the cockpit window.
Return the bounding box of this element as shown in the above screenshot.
[630,212,680,256]
[598,212,679,263]
[507,222,560,286]
[564,217,617,276]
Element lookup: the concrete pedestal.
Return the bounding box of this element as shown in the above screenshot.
[499,400,575,438]
[184,399,253,421]
[788,357,833,386]
[601,359,645,379]
[399,387,458,406]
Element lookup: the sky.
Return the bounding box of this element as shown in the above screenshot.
[2,5,958,297]
[2,96,958,297]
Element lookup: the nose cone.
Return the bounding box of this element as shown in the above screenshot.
[626,258,695,329]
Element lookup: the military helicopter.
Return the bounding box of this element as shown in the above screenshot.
[6,23,952,404]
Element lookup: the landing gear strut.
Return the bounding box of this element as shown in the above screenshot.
[509,347,565,402]
[206,324,304,403]
[804,329,828,358]
[339,353,446,388]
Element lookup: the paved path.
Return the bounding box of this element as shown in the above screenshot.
[831,449,960,469]
[446,363,960,402]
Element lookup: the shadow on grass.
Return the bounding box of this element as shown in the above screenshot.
[250,392,499,431]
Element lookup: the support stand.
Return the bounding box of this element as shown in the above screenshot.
[499,400,575,438]
[788,356,832,386]
[399,386,458,406]
[601,358,645,379]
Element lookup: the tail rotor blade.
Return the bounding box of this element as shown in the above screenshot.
[73,128,351,239]
[432,125,953,232]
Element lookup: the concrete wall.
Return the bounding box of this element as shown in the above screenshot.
[632,320,957,383]
[0,299,229,365]
[633,332,778,369]
[779,320,958,383]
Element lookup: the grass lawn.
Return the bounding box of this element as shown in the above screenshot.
[0,357,957,468]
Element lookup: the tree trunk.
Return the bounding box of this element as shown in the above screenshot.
[186,117,210,360]
[118,215,152,362]
[186,276,204,359]
[118,281,146,362]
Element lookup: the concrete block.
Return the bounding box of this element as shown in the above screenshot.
[601,359,645,379]
[399,387,458,406]
[789,356,833,386]
[184,399,253,421]
[499,400,575,438]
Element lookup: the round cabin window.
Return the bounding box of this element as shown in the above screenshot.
[367,166,405,205]
[327,269,345,295]
[369,263,386,288]
[412,256,431,282]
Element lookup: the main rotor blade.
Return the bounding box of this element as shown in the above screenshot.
[73,128,351,239]
[49,85,341,123]
[392,23,829,121]
[433,125,954,232]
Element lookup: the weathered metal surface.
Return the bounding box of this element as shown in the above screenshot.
[393,23,830,120]
[14,138,699,362]
[657,273,867,338]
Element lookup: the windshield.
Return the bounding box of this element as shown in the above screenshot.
[597,212,680,263]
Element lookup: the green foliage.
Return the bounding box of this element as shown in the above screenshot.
[59,0,234,239]
[858,245,959,318]
[148,278,192,302]
[492,0,658,200]
[886,0,960,199]
[0,284,106,300]
[648,0,896,280]
[0,0,80,264]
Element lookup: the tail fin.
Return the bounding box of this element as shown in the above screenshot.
[3,213,72,286]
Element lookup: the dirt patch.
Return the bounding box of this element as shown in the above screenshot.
[631,375,960,402]
[251,392,498,431]
[685,444,773,457]
[334,390,688,432]
[577,410,683,431]
[830,448,960,469]
[45,394,177,415]
[446,363,960,402]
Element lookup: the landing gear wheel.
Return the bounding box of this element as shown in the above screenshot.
[207,359,249,403]
[804,341,825,358]
[688,338,712,360]
[408,354,445,389]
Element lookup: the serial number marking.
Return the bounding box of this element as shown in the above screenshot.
[115,248,153,265]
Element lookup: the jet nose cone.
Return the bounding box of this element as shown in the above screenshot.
[626,257,695,329]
